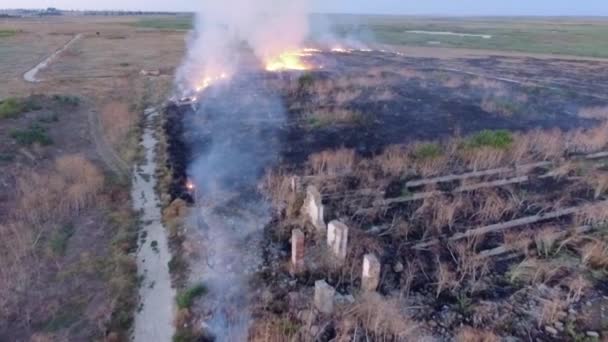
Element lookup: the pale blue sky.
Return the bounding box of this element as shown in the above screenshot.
[3,0,608,16]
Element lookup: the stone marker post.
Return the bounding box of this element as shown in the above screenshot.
[314,280,335,314]
[327,220,349,261]
[291,229,305,274]
[306,185,325,232]
[362,253,381,292]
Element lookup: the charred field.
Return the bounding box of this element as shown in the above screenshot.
[162,50,608,341]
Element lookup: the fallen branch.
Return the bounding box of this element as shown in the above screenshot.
[414,202,608,250]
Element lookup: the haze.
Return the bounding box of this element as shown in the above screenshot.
[3,0,608,16]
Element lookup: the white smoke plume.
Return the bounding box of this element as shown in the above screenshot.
[175,0,311,95]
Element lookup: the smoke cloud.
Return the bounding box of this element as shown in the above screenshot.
[175,0,311,95]
[175,1,311,340]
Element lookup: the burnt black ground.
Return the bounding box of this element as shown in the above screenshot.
[165,50,607,200]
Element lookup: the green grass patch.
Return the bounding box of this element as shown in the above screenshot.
[413,143,443,160]
[133,17,193,30]
[49,224,75,256]
[11,125,53,146]
[0,96,44,119]
[11,124,53,146]
[0,29,17,38]
[176,283,207,309]
[0,98,25,119]
[466,129,513,149]
[41,303,84,332]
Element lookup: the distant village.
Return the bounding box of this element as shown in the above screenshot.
[0,8,182,17]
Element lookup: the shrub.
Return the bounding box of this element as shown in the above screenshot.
[53,94,80,106]
[11,124,53,146]
[176,283,207,309]
[413,143,443,160]
[466,130,513,149]
[0,98,24,118]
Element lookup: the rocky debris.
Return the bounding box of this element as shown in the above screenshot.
[314,280,335,314]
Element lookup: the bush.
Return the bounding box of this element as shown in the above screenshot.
[176,283,207,309]
[467,130,513,149]
[413,143,443,160]
[49,224,75,256]
[53,94,80,106]
[0,98,25,118]
[11,124,53,146]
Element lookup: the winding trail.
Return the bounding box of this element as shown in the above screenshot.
[132,107,175,342]
[23,33,83,83]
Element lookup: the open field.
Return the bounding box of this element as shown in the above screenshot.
[324,15,608,59]
[3,12,608,342]
[0,15,183,341]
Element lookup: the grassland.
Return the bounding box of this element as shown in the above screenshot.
[319,15,608,58]
[132,16,193,30]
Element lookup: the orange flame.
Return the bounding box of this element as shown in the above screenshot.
[194,72,228,92]
[265,50,314,72]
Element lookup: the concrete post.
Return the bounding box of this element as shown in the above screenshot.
[362,254,381,292]
[291,229,305,274]
[327,220,349,261]
[306,185,325,232]
[314,280,335,314]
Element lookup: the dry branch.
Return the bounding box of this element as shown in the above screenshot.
[414,202,608,250]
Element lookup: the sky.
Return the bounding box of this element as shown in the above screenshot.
[3,0,608,16]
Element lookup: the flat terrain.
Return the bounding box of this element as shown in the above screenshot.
[0,15,183,341]
[2,13,608,342]
[164,43,608,341]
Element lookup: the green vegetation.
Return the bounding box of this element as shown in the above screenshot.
[0,96,44,119]
[466,130,513,149]
[49,224,75,256]
[322,15,608,58]
[132,17,193,30]
[11,124,53,146]
[0,29,17,38]
[176,283,207,309]
[413,143,443,160]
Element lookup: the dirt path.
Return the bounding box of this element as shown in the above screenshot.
[23,33,83,83]
[87,107,129,177]
[132,107,175,342]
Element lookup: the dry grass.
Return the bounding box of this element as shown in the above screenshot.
[416,195,466,235]
[567,121,608,154]
[435,260,458,297]
[455,326,500,342]
[101,101,137,148]
[16,155,104,226]
[585,171,608,199]
[578,106,608,120]
[472,188,518,223]
[340,293,419,340]
[374,145,411,177]
[579,240,608,269]
[459,147,507,171]
[308,148,356,176]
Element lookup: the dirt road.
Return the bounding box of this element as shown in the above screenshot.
[23,33,83,83]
